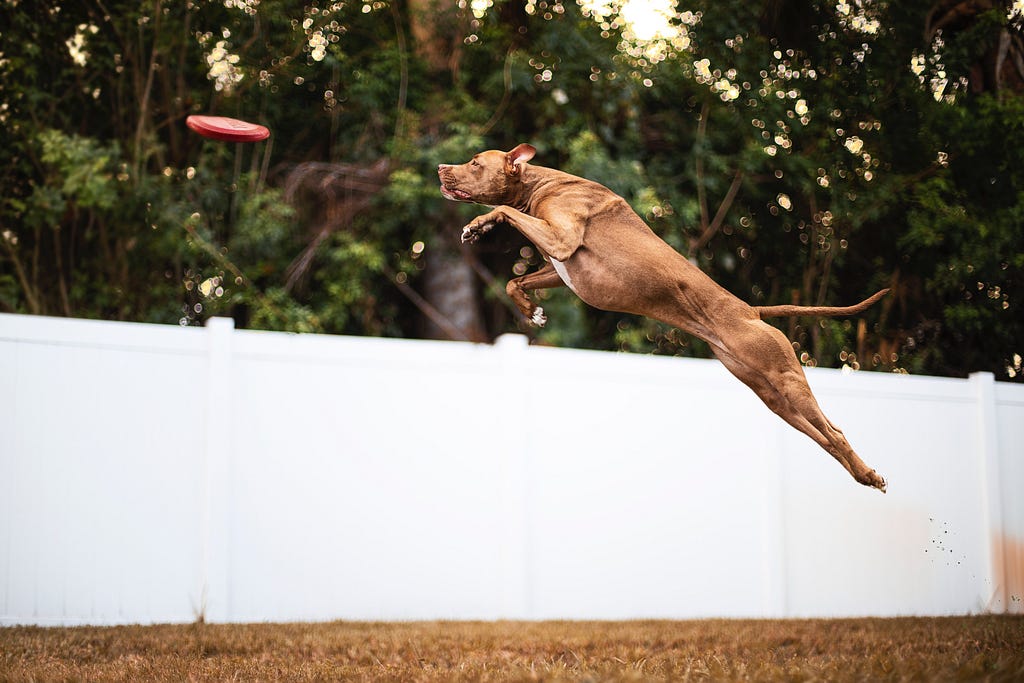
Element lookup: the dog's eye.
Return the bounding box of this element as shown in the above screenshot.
[470,159,480,168]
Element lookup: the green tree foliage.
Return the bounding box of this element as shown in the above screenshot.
[1,0,1021,380]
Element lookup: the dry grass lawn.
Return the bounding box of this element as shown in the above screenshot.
[2,616,1023,682]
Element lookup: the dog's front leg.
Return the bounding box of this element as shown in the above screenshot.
[461,206,583,262]
[460,207,507,244]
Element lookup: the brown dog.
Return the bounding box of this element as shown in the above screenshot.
[438,143,888,491]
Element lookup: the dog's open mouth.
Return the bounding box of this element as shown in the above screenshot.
[440,184,473,201]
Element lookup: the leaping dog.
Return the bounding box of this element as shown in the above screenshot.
[439,143,888,491]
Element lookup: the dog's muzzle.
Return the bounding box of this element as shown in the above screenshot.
[438,165,472,201]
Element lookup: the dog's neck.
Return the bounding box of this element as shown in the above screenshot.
[509,165,564,213]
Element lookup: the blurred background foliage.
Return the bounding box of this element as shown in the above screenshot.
[1,0,1021,380]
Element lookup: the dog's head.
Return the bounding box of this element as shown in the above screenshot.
[438,143,536,205]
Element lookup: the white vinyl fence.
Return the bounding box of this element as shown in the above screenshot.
[1,312,1022,626]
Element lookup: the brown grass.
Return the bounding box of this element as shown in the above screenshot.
[2,616,1023,682]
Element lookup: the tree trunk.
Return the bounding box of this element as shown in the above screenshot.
[420,231,487,342]
[406,0,489,341]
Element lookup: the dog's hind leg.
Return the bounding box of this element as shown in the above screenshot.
[506,262,565,326]
[710,320,886,491]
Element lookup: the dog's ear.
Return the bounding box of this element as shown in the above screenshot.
[506,143,536,176]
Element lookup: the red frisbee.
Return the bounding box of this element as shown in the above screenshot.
[186,115,270,143]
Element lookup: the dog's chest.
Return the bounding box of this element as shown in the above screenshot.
[550,259,577,294]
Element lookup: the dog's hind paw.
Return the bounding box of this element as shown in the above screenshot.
[531,307,547,327]
[859,469,887,493]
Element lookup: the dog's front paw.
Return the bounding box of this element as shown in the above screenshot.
[461,215,499,244]
[530,306,547,327]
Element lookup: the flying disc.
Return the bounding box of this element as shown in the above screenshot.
[186,115,270,142]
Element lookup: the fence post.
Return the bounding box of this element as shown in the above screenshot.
[971,371,1005,613]
[202,317,234,622]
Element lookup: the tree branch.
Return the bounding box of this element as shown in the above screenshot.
[1,231,41,314]
[695,102,710,235]
[480,48,516,136]
[133,0,163,178]
[925,0,993,42]
[182,222,248,286]
[692,168,744,253]
[390,0,410,148]
[381,264,473,342]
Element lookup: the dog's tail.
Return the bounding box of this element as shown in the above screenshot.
[754,288,890,319]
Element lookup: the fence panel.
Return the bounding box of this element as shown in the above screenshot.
[1,313,1021,625]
